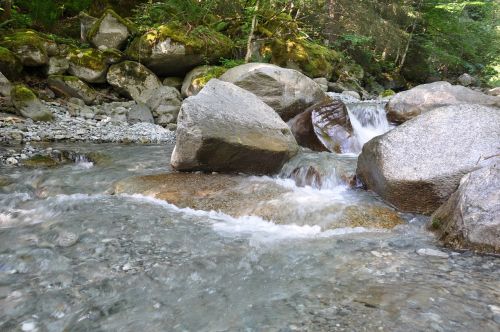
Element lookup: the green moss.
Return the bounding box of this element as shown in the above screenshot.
[431,217,442,230]
[0,46,23,80]
[87,8,138,41]
[265,38,341,79]
[127,22,233,60]
[68,48,107,71]
[49,75,81,83]
[192,66,227,87]
[101,48,124,64]
[381,89,396,97]
[11,84,36,103]
[23,155,59,168]
[0,30,45,49]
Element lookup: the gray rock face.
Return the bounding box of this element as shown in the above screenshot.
[107,61,161,103]
[79,12,98,42]
[127,103,154,124]
[171,79,299,174]
[431,163,500,253]
[488,87,500,96]
[356,104,500,215]
[386,81,500,123]
[0,72,11,97]
[163,77,183,90]
[88,10,133,50]
[313,77,328,92]
[181,65,223,98]
[144,86,182,126]
[11,85,53,122]
[48,75,97,105]
[220,63,328,121]
[458,73,475,86]
[46,57,69,76]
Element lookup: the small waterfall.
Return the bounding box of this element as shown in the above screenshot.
[346,102,392,153]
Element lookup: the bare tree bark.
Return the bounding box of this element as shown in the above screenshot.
[2,0,12,22]
[244,0,260,63]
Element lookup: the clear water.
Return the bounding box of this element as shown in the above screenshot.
[0,144,499,332]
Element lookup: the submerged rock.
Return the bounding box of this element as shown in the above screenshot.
[220,63,328,121]
[430,163,500,253]
[107,61,161,103]
[288,100,354,153]
[386,81,500,123]
[11,85,53,122]
[126,24,233,76]
[87,9,136,50]
[171,79,299,174]
[357,104,500,214]
[48,75,97,105]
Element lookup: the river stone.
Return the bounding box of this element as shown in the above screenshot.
[0,72,11,97]
[386,81,500,123]
[107,61,162,103]
[458,73,475,86]
[220,63,328,121]
[127,102,154,124]
[313,77,328,92]
[430,163,500,253]
[357,104,500,214]
[181,65,225,98]
[171,79,299,174]
[79,12,98,42]
[0,31,53,67]
[144,86,182,126]
[68,49,109,83]
[488,87,500,96]
[163,77,183,90]
[46,57,69,76]
[11,85,53,122]
[88,9,135,50]
[0,47,23,80]
[47,75,97,105]
[288,100,353,153]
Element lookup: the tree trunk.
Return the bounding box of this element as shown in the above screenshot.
[244,0,260,63]
[2,0,12,21]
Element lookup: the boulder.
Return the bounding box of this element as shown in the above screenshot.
[47,75,97,105]
[163,77,183,90]
[144,86,182,126]
[181,65,226,98]
[313,77,328,92]
[342,90,361,100]
[488,87,500,96]
[0,72,11,97]
[68,49,109,83]
[11,85,53,121]
[46,57,70,76]
[171,79,299,174]
[87,9,136,50]
[127,102,154,124]
[386,81,500,123]
[288,100,353,153]
[0,31,55,67]
[356,104,500,214]
[107,61,161,103]
[0,46,23,80]
[220,63,328,121]
[126,24,233,76]
[430,163,500,253]
[458,73,475,86]
[79,11,98,43]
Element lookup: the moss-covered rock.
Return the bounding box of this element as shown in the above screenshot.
[101,48,125,65]
[0,30,55,67]
[0,47,23,80]
[47,75,97,105]
[261,38,341,79]
[68,48,109,83]
[11,84,53,122]
[46,56,70,76]
[87,9,137,50]
[181,65,227,98]
[126,23,234,76]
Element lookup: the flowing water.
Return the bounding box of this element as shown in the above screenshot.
[0,105,499,331]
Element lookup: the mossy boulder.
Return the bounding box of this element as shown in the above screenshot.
[101,48,125,65]
[181,65,227,98]
[0,30,56,67]
[46,56,70,76]
[261,38,341,79]
[0,47,23,80]
[68,48,109,83]
[107,60,162,103]
[126,23,233,76]
[48,75,97,105]
[11,84,53,122]
[87,9,137,50]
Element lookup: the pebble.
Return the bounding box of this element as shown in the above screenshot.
[416,248,449,258]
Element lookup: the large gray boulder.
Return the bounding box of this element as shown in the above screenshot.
[0,72,11,97]
[356,104,500,215]
[87,9,135,50]
[11,84,53,121]
[430,163,500,253]
[386,81,500,123]
[47,75,97,105]
[220,63,328,121]
[171,79,299,174]
[144,86,182,126]
[107,61,162,103]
